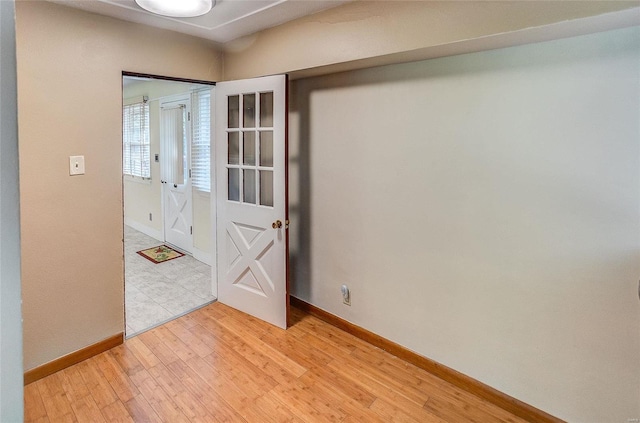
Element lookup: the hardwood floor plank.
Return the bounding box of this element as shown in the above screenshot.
[296,367,385,423]
[185,355,254,414]
[298,332,352,361]
[24,381,48,422]
[241,392,306,423]
[336,348,432,405]
[130,365,191,423]
[258,330,334,371]
[188,312,244,348]
[24,302,541,423]
[93,352,140,403]
[108,344,144,377]
[268,379,344,423]
[100,400,135,422]
[326,357,429,412]
[165,358,248,422]
[122,394,162,422]
[200,343,277,397]
[59,367,91,403]
[153,325,200,363]
[148,363,214,422]
[293,313,375,353]
[165,319,212,358]
[370,397,447,423]
[298,364,376,408]
[36,373,75,420]
[68,395,106,423]
[424,392,529,423]
[137,329,184,366]
[216,315,307,378]
[75,359,118,410]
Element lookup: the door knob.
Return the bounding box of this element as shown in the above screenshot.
[272,220,282,229]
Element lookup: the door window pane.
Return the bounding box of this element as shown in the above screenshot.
[228,168,239,202]
[259,131,273,167]
[228,132,239,165]
[260,170,273,207]
[243,94,255,128]
[228,96,239,128]
[243,169,256,204]
[243,131,256,166]
[260,92,273,127]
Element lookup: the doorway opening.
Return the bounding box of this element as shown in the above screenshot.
[122,73,215,337]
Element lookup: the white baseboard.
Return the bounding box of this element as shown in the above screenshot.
[192,247,213,266]
[124,218,163,243]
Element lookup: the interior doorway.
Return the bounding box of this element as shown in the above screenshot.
[122,73,215,337]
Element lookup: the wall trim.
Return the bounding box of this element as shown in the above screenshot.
[192,246,212,266]
[23,333,123,385]
[290,296,564,423]
[124,218,163,242]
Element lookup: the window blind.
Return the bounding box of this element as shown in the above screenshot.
[123,99,150,178]
[191,90,211,192]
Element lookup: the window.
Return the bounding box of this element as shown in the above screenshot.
[123,99,150,178]
[191,90,211,192]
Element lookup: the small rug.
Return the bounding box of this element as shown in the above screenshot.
[136,245,184,264]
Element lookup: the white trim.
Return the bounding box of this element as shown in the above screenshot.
[209,86,218,300]
[124,219,163,243]
[192,246,212,266]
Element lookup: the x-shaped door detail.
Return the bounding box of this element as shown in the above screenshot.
[226,222,276,297]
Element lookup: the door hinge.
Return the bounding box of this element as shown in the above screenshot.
[190,226,193,235]
[189,169,192,178]
[188,112,191,121]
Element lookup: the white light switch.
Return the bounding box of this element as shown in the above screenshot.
[69,155,85,176]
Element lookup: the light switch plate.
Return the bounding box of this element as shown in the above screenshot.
[69,155,85,176]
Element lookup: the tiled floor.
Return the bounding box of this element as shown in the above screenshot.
[124,225,215,337]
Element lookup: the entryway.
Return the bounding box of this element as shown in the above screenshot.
[122,74,215,337]
[123,71,289,337]
[124,226,214,335]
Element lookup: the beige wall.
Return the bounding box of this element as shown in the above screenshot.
[15,1,222,371]
[288,26,640,422]
[223,0,639,80]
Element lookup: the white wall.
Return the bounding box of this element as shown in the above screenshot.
[289,26,640,423]
[0,0,23,420]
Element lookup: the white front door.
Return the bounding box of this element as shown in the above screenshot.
[215,75,288,329]
[161,99,193,253]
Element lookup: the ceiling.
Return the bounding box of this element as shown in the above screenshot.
[48,0,351,44]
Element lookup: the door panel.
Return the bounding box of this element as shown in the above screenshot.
[161,102,193,253]
[215,75,287,329]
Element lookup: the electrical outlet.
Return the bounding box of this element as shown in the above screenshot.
[341,284,351,306]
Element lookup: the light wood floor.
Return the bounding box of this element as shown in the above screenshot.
[25,302,528,422]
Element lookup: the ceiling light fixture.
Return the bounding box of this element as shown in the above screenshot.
[134,0,214,18]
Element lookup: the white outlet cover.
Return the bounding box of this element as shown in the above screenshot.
[69,155,85,175]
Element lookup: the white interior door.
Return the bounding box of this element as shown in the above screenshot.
[161,100,193,253]
[215,75,288,329]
